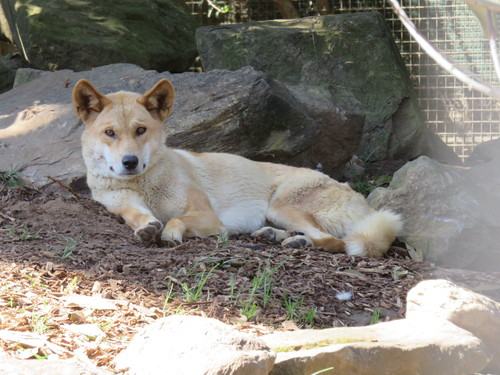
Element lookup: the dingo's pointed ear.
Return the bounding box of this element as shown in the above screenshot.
[137,79,175,121]
[72,79,111,124]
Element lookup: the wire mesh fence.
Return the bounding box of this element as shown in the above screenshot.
[187,0,500,160]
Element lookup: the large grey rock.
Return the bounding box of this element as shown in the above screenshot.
[114,315,275,375]
[285,85,365,178]
[261,318,489,375]
[0,0,197,73]
[407,279,500,372]
[368,156,500,270]
[196,13,459,166]
[0,63,318,186]
[12,67,44,88]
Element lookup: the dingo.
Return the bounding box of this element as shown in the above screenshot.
[73,79,402,257]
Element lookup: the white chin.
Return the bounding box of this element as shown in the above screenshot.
[108,166,144,179]
[114,170,142,179]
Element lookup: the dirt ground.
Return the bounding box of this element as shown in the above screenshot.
[1,182,500,372]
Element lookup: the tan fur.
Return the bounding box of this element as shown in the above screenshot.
[73,79,403,257]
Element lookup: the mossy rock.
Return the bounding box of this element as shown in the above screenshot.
[0,58,14,93]
[0,0,197,72]
[197,13,458,164]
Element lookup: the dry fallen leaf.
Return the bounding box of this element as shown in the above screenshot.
[61,295,119,310]
[406,243,424,262]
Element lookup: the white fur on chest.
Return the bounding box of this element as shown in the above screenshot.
[217,199,268,233]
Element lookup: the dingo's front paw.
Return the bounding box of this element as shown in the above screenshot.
[282,235,313,249]
[160,231,183,247]
[134,220,163,243]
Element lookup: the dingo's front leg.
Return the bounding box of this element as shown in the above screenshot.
[120,206,163,243]
[160,187,226,247]
[161,212,226,246]
[95,190,163,243]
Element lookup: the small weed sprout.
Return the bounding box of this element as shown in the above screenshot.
[24,274,48,289]
[182,264,217,303]
[60,235,79,258]
[15,345,48,360]
[237,255,289,320]
[5,224,41,241]
[240,300,259,320]
[52,234,82,259]
[303,306,318,326]
[370,308,381,325]
[162,283,177,316]
[31,315,52,334]
[215,231,230,248]
[64,276,79,294]
[166,262,218,305]
[0,166,25,187]
[283,295,318,327]
[353,175,392,197]
[283,295,304,321]
[311,368,335,375]
[19,226,42,241]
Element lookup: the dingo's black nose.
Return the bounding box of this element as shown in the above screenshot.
[122,155,139,170]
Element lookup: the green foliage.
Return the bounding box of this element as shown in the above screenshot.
[214,231,230,248]
[311,368,335,375]
[181,264,217,303]
[369,308,381,325]
[31,314,52,334]
[162,262,218,312]
[235,255,290,321]
[283,295,318,327]
[352,175,392,197]
[5,224,41,241]
[24,274,48,289]
[60,236,79,259]
[161,253,320,327]
[240,300,259,320]
[0,166,24,187]
[205,0,230,18]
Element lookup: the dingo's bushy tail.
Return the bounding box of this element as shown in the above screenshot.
[344,210,403,258]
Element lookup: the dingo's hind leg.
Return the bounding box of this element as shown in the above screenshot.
[254,202,345,253]
[282,234,344,253]
[252,226,290,242]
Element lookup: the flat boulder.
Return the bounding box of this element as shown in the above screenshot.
[261,318,489,375]
[196,13,458,168]
[0,63,318,186]
[114,315,276,375]
[407,279,500,372]
[0,0,197,73]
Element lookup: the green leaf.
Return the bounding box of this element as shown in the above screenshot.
[344,269,366,278]
[391,266,408,281]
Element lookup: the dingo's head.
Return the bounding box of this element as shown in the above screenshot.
[73,79,174,179]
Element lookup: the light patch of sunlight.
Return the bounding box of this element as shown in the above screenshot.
[0,103,71,139]
[15,3,42,17]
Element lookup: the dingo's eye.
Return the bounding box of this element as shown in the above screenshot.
[104,129,115,137]
[136,127,147,136]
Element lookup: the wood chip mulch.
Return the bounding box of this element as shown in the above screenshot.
[1,184,498,372]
